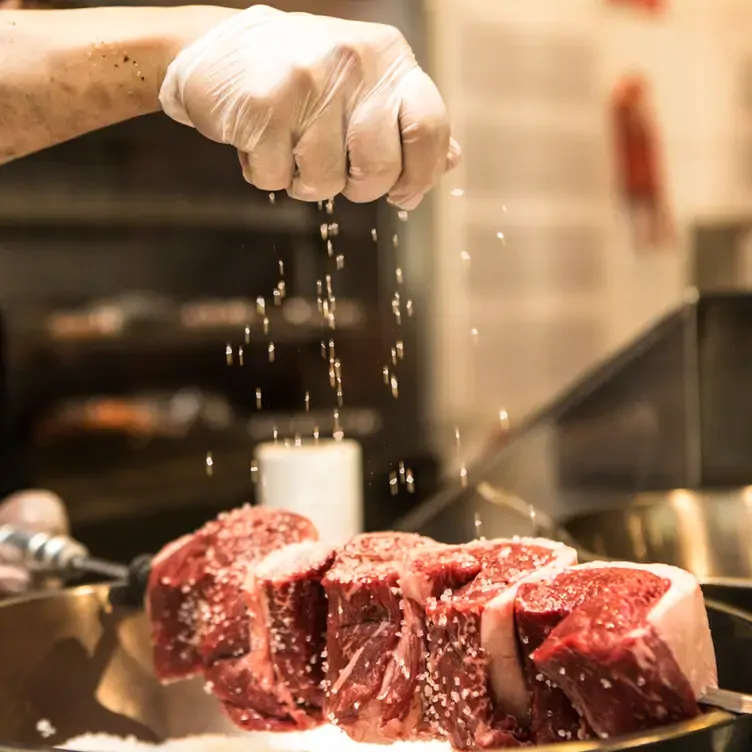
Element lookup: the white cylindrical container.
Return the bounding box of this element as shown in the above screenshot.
[254,439,363,547]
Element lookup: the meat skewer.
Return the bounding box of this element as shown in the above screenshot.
[0,510,743,744]
[141,505,732,748]
[0,509,743,741]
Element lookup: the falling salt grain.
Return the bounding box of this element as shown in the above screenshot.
[244,325,250,344]
[406,468,415,493]
[36,720,55,739]
[396,267,404,284]
[475,511,484,540]
[268,342,275,362]
[336,254,345,270]
[250,460,259,483]
[496,231,506,245]
[320,223,339,241]
[268,192,276,204]
[397,210,409,222]
[389,471,399,496]
[225,344,233,366]
[205,452,214,476]
[371,228,378,242]
[333,409,343,441]
[601,678,612,689]
[256,388,262,409]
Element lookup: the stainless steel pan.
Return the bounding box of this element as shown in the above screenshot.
[477,484,752,582]
[0,584,751,752]
[562,489,752,582]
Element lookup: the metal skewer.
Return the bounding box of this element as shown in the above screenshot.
[701,687,752,715]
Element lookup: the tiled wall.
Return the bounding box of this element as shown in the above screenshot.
[424,0,752,468]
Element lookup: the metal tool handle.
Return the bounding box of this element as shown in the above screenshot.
[702,687,752,715]
[0,525,89,572]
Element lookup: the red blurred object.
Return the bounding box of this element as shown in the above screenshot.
[607,0,664,12]
[611,74,674,250]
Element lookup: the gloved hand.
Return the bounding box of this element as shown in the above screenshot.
[0,489,69,596]
[160,5,460,210]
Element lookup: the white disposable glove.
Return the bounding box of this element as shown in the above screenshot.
[160,5,460,210]
[0,489,69,596]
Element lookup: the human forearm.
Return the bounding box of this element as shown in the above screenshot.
[0,5,236,164]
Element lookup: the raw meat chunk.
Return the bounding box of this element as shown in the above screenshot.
[146,532,211,682]
[401,538,578,750]
[146,505,320,726]
[516,562,718,742]
[210,540,335,730]
[254,540,336,712]
[322,532,438,743]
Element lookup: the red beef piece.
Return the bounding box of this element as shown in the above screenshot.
[401,538,577,751]
[146,506,317,682]
[210,540,335,730]
[322,532,437,743]
[146,532,211,682]
[516,562,718,742]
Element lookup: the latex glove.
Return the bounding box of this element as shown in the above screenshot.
[160,5,460,210]
[0,489,69,596]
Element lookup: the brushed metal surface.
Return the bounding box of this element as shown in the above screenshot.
[563,489,752,581]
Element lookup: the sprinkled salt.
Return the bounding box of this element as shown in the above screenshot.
[36,719,56,739]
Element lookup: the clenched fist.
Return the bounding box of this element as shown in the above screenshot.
[160,5,460,209]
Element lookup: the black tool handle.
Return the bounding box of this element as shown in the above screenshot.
[108,553,153,608]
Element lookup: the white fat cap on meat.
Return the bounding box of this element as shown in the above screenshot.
[253,540,334,581]
[479,538,579,721]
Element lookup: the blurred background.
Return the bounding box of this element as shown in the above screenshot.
[2,0,751,562]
